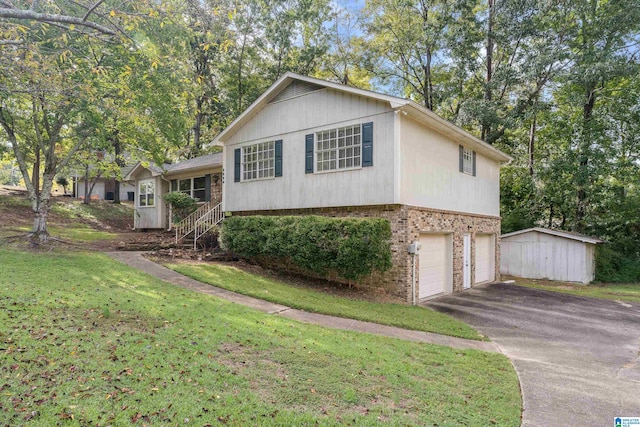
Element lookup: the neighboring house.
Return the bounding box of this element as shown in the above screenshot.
[124,153,223,229]
[75,165,136,201]
[213,72,512,302]
[501,228,603,284]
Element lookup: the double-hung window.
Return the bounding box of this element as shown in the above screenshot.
[139,179,155,207]
[316,125,361,172]
[243,141,275,181]
[459,145,476,176]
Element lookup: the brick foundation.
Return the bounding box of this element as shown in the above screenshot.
[231,204,500,303]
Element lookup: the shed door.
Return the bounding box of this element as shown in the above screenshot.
[475,234,495,284]
[419,234,449,299]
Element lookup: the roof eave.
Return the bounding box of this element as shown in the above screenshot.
[501,227,603,244]
[164,163,223,177]
[399,102,513,163]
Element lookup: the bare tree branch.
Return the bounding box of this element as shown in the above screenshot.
[0,7,116,35]
[83,0,106,21]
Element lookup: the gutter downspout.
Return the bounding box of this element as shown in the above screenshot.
[411,252,417,306]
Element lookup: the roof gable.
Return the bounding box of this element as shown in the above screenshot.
[501,227,603,244]
[213,72,512,163]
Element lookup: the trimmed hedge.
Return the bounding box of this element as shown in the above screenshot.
[220,215,393,282]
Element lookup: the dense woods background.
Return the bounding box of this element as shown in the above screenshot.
[1,0,638,278]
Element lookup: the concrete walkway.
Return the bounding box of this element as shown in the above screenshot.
[107,251,498,353]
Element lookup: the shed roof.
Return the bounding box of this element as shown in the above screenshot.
[212,72,512,163]
[501,227,603,244]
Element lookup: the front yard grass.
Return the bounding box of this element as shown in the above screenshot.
[513,278,640,303]
[13,225,118,242]
[167,262,485,341]
[0,249,521,426]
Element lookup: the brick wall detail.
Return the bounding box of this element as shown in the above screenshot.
[231,204,500,303]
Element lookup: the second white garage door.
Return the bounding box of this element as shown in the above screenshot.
[419,234,451,299]
[475,234,495,284]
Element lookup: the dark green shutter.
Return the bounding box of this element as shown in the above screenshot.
[362,122,373,167]
[459,145,464,172]
[275,140,283,177]
[234,148,241,182]
[204,174,211,201]
[170,179,177,192]
[305,134,314,174]
[472,151,477,177]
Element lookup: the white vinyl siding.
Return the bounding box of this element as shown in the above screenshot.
[223,88,395,212]
[243,141,275,181]
[399,115,500,216]
[138,179,155,207]
[316,124,361,172]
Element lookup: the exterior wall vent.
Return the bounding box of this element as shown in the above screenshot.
[269,80,324,103]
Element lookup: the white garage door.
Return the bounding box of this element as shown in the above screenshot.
[475,234,495,284]
[419,234,449,299]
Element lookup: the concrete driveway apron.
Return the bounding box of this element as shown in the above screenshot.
[426,283,640,427]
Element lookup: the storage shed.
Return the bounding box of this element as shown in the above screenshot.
[500,228,602,284]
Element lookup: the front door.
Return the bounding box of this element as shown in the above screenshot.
[463,234,471,289]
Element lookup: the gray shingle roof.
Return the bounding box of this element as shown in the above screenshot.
[165,153,223,174]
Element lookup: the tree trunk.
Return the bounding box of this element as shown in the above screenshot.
[481,0,495,142]
[575,83,596,233]
[528,112,537,176]
[237,32,248,114]
[32,146,40,197]
[30,171,55,243]
[113,135,124,204]
[83,165,91,205]
[192,97,204,158]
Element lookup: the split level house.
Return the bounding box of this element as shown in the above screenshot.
[128,73,512,303]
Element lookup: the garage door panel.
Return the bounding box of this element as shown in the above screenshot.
[475,234,495,284]
[419,234,449,299]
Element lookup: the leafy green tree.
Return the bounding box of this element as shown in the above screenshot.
[0,0,182,242]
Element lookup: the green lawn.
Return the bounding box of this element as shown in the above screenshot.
[13,225,118,242]
[167,262,485,341]
[0,249,522,426]
[0,195,129,242]
[514,280,640,303]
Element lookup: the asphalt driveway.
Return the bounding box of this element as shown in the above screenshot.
[426,283,640,427]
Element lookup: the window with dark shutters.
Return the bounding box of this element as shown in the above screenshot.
[362,122,373,167]
[305,134,314,174]
[275,140,283,177]
[234,148,241,182]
